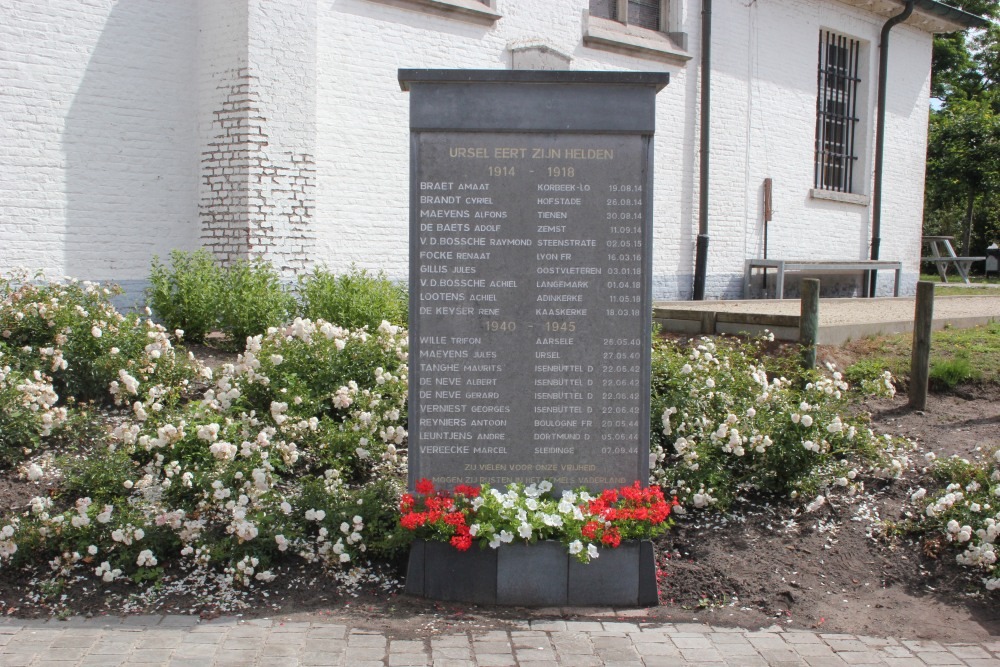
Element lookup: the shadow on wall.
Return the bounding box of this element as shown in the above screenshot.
[63,0,200,292]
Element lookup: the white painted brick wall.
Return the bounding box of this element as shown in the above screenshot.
[315,0,930,298]
[0,0,200,282]
[0,0,934,299]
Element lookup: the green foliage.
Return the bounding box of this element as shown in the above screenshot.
[927,3,1000,255]
[147,251,297,350]
[650,336,900,510]
[929,354,980,389]
[218,259,296,351]
[56,446,139,505]
[298,266,407,331]
[926,98,1000,256]
[147,249,222,344]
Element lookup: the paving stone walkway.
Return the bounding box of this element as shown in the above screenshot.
[0,616,997,667]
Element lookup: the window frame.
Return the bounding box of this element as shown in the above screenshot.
[366,0,500,24]
[813,30,863,195]
[590,0,667,32]
[583,0,689,64]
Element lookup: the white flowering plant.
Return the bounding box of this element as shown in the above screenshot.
[0,270,411,595]
[649,335,902,510]
[0,347,68,466]
[0,272,201,408]
[912,449,1000,591]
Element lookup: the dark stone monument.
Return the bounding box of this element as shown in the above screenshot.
[400,69,668,606]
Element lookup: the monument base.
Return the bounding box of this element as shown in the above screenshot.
[405,539,658,607]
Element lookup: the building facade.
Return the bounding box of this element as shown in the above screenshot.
[0,0,980,300]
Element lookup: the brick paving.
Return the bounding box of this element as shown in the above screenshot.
[0,616,997,666]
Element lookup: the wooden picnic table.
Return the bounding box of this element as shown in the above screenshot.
[922,236,984,285]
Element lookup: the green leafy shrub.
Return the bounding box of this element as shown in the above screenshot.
[147,249,222,344]
[218,259,295,350]
[649,335,902,510]
[298,266,407,330]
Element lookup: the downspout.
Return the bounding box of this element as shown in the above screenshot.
[692,0,711,300]
[869,0,915,297]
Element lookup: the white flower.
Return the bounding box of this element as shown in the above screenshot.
[587,544,599,559]
[305,509,326,521]
[568,540,583,555]
[800,415,813,427]
[91,326,102,338]
[136,549,157,567]
[26,463,43,482]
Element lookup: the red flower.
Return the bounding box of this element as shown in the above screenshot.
[450,533,473,551]
[399,493,416,513]
[453,484,481,498]
[601,527,622,548]
[400,512,427,530]
[415,478,435,495]
[581,521,602,539]
[622,482,643,502]
[443,512,467,527]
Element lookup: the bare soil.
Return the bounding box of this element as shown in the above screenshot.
[0,347,997,642]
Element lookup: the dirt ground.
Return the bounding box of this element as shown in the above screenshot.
[0,348,998,642]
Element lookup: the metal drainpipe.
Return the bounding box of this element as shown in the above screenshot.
[693,0,711,300]
[869,0,915,297]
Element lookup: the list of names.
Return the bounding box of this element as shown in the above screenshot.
[410,132,651,491]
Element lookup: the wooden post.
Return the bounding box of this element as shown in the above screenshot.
[909,281,935,410]
[799,279,819,371]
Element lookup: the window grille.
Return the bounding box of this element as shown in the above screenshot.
[628,0,660,30]
[814,31,861,193]
[589,0,661,30]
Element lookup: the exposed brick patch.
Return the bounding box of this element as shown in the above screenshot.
[200,72,314,274]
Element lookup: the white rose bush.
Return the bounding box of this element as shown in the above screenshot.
[912,450,1000,591]
[648,335,903,511]
[0,271,410,603]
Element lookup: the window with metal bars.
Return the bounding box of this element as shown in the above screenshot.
[589,0,663,31]
[814,31,862,193]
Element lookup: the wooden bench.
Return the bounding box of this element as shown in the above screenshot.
[922,236,984,285]
[743,259,902,299]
